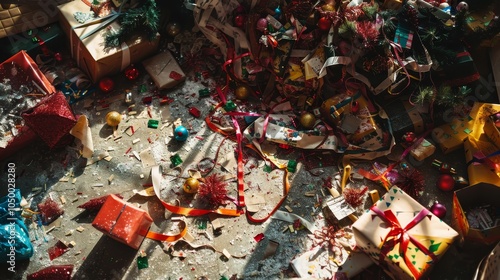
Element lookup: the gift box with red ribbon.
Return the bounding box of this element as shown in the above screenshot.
[352,186,459,280]
[92,194,153,250]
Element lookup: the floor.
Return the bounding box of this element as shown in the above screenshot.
[1,22,498,280]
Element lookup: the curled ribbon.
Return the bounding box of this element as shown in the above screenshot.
[370,206,438,279]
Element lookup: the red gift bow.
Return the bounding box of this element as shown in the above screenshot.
[370,205,438,279]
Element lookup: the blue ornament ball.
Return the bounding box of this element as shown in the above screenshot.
[174,125,189,141]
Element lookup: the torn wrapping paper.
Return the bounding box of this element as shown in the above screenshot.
[352,186,458,280]
[69,115,94,158]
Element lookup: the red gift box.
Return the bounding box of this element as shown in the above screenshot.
[92,194,153,249]
[0,51,56,160]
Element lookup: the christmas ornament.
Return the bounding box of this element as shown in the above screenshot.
[343,186,369,207]
[38,198,64,225]
[430,201,447,219]
[233,14,246,28]
[300,112,316,129]
[27,264,74,280]
[183,177,200,194]
[105,111,122,127]
[456,2,469,11]
[393,165,425,199]
[124,65,140,80]
[437,173,455,191]
[198,173,228,207]
[321,3,336,12]
[78,194,123,212]
[403,131,416,143]
[317,17,332,31]
[350,101,359,114]
[99,77,115,93]
[234,85,251,100]
[174,125,189,141]
[256,18,268,32]
[166,22,182,37]
[274,6,282,18]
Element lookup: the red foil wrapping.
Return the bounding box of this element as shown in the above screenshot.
[0,51,56,160]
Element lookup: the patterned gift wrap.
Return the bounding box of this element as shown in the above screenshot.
[353,186,459,280]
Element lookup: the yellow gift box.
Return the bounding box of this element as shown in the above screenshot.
[431,117,473,154]
[464,137,500,186]
[58,1,159,82]
[352,186,458,280]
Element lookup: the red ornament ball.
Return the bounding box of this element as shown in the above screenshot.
[99,77,115,93]
[124,65,140,80]
[234,14,246,28]
[437,174,455,192]
[430,201,447,219]
[317,17,332,31]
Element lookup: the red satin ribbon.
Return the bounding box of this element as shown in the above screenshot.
[370,206,438,279]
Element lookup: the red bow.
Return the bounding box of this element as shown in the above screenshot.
[370,206,438,279]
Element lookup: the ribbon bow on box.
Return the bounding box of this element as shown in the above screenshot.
[370,206,437,279]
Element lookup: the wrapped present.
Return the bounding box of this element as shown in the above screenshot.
[57,0,159,83]
[410,138,436,161]
[0,50,56,160]
[352,186,459,280]
[464,137,500,186]
[142,50,186,89]
[0,0,71,38]
[436,48,480,87]
[474,241,500,280]
[484,111,500,149]
[382,99,432,142]
[431,117,474,154]
[92,194,153,249]
[452,183,500,245]
[0,22,64,61]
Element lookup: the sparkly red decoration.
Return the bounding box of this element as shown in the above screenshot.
[78,194,124,212]
[342,186,369,207]
[99,77,115,93]
[38,198,64,224]
[437,174,455,192]
[22,91,77,148]
[394,167,425,199]
[312,226,344,255]
[317,17,332,31]
[47,240,69,261]
[124,65,140,80]
[198,173,228,207]
[27,264,74,280]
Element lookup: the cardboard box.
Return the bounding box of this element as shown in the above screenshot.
[142,50,186,89]
[57,0,159,83]
[92,194,153,249]
[452,183,500,245]
[352,186,458,280]
[0,50,56,160]
[464,138,500,186]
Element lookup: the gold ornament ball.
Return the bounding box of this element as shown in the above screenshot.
[321,3,336,12]
[234,85,252,100]
[300,112,316,129]
[106,111,122,127]
[166,22,182,37]
[183,177,200,194]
